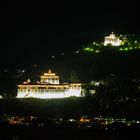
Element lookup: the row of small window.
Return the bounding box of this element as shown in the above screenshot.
[70,87,81,89]
[41,78,58,81]
[18,89,67,92]
[19,87,80,91]
[19,87,69,90]
[70,85,81,87]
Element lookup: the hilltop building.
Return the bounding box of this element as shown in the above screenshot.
[16,69,82,99]
[104,32,122,46]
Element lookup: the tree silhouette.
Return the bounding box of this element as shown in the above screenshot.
[69,70,80,82]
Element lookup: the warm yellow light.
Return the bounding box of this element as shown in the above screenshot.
[44,73,55,76]
[104,32,122,46]
[17,69,82,99]
[80,118,90,123]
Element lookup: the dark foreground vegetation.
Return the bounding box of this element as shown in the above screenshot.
[0,125,139,140]
[0,97,140,120]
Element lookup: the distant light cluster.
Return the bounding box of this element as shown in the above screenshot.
[104,32,122,46]
[83,32,140,54]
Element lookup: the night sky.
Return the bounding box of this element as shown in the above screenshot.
[0,2,139,68]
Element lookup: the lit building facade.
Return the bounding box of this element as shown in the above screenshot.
[16,70,82,99]
[104,32,122,46]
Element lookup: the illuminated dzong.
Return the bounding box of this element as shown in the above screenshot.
[104,32,122,46]
[17,69,82,99]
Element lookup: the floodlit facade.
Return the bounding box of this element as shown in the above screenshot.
[16,69,82,99]
[104,32,122,46]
